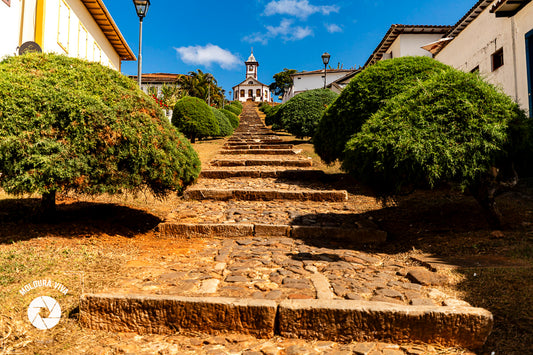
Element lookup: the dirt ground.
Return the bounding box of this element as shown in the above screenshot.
[0,133,532,355]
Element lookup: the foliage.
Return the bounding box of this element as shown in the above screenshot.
[314,57,450,164]
[269,68,297,97]
[342,69,532,225]
[212,108,233,137]
[172,96,219,142]
[0,53,201,210]
[178,69,224,108]
[278,89,338,138]
[230,100,243,110]
[220,109,240,128]
[264,105,283,129]
[224,103,241,116]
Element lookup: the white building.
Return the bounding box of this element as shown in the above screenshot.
[129,73,181,95]
[233,51,272,103]
[0,0,135,70]
[434,0,533,117]
[365,25,452,67]
[366,0,533,116]
[283,68,357,102]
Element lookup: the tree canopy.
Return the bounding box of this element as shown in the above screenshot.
[269,68,297,97]
[172,96,219,142]
[0,53,201,211]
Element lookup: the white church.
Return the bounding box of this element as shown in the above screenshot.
[233,51,272,103]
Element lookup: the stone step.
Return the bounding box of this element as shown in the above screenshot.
[220,149,300,155]
[80,294,492,349]
[223,144,294,149]
[210,159,312,167]
[200,168,326,179]
[183,188,348,202]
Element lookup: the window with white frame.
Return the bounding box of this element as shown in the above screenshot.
[57,0,70,53]
[78,24,88,59]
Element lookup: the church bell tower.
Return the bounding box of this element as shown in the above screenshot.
[245,49,258,80]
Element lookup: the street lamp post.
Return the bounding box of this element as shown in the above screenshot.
[206,73,213,106]
[133,0,150,88]
[321,52,330,89]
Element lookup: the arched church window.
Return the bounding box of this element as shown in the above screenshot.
[249,66,254,71]
[256,89,261,96]
[248,81,253,85]
[240,89,245,97]
[248,89,253,97]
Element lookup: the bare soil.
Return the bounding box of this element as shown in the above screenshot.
[0,134,532,355]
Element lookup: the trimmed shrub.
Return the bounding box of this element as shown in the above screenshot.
[230,101,243,110]
[264,104,283,129]
[314,57,451,164]
[0,53,200,211]
[279,89,338,138]
[343,69,532,226]
[212,108,233,137]
[172,96,219,143]
[220,109,240,128]
[225,103,241,116]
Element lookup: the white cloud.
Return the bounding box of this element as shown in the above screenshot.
[174,44,240,69]
[244,19,313,44]
[325,23,343,33]
[264,0,339,19]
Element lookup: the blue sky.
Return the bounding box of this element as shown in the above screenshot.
[106,0,477,100]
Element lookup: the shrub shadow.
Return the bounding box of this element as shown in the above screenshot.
[0,197,162,244]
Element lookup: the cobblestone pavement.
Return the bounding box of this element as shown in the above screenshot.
[96,103,478,354]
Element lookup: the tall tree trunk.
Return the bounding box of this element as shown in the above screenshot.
[41,190,57,215]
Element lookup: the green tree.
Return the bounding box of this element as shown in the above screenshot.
[219,109,240,128]
[0,53,201,212]
[179,69,224,108]
[279,89,338,138]
[343,69,532,227]
[172,96,219,143]
[314,57,450,164]
[269,68,297,97]
[212,108,233,137]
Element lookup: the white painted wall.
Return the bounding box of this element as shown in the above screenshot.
[0,0,121,70]
[436,2,533,115]
[0,0,23,59]
[234,84,271,103]
[385,33,443,58]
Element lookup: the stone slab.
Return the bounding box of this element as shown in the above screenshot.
[220,149,298,155]
[159,223,254,238]
[200,169,326,180]
[80,293,277,338]
[254,224,291,237]
[277,299,493,349]
[211,160,313,167]
[291,225,387,244]
[184,189,348,202]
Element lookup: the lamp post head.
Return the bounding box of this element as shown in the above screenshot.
[133,0,150,19]
[321,52,331,66]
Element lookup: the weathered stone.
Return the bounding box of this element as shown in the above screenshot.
[255,224,290,237]
[80,294,277,338]
[226,275,249,283]
[406,268,448,286]
[374,288,404,300]
[277,299,493,348]
[353,342,376,355]
[159,223,254,238]
[291,226,386,244]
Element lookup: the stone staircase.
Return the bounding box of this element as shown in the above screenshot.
[79,102,493,352]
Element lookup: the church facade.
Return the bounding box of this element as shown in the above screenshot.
[233,51,272,103]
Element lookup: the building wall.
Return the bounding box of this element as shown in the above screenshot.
[0,0,24,58]
[436,2,533,115]
[386,33,443,58]
[234,84,271,103]
[0,0,121,70]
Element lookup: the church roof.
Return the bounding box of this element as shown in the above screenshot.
[246,51,258,63]
[232,77,269,89]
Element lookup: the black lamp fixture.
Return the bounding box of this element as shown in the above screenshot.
[321,52,330,89]
[133,0,150,87]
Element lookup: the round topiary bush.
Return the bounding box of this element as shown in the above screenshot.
[0,53,200,211]
[224,103,241,116]
[230,101,243,110]
[279,89,338,138]
[172,96,219,143]
[314,57,451,164]
[212,108,233,137]
[343,69,532,226]
[220,109,240,129]
[264,104,283,129]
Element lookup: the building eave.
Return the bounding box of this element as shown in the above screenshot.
[80,0,136,61]
[365,24,452,67]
